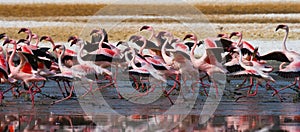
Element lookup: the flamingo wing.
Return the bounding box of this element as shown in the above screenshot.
[21,52,38,71]
[226,64,245,73]
[82,54,113,62]
[0,67,8,79]
[258,51,290,62]
[275,71,300,78]
[206,47,224,64]
[219,38,234,51]
[84,41,99,52]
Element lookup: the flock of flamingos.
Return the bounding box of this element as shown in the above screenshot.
[0,24,298,106]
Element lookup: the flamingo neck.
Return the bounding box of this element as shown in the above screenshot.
[161,36,172,65]
[149,28,155,41]
[27,32,32,42]
[237,47,247,69]
[58,46,66,72]
[77,42,85,65]
[279,62,286,70]
[34,38,39,47]
[237,34,243,47]
[98,32,105,49]
[139,37,147,55]
[130,49,138,69]
[190,39,198,63]
[282,28,289,52]
[50,39,55,49]
[8,43,17,69]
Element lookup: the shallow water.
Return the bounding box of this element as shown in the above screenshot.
[0,78,299,131]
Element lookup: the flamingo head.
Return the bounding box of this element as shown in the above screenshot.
[229,32,242,38]
[18,28,31,34]
[53,45,64,51]
[170,38,180,44]
[3,38,15,46]
[17,39,30,45]
[140,25,153,31]
[116,41,125,47]
[183,34,197,41]
[68,36,78,46]
[90,29,100,36]
[31,33,39,40]
[129,35,142,42]
[275,24,288,32]
[90,28,106,36]
[252,47,260,58]
[40,36,51,42]
[217,33,229,38]
[0,33,6,40]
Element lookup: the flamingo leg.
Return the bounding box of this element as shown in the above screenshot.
[165,74,180,95]
[236,77,248,88]
[51,85,74,105]
[235,81,256,102]
[62,81,70,96]
[56,80,66,98]
[273,77,297,95]
[235,77,253,90]
[191,80,208,96]
[267,83,283,102]
[297,77,300,89]
[0,84,17,105]
[81,82,95,97]
[213,80,219,97]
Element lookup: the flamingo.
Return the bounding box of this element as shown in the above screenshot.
[227,46,282,101]
[52,44,100,104]
[68,36,114,97]
[126,47,173,103]
[40,35,77,68]
[258,25,300,62]
[183,34,228,96]
[259,25,300,94]
[3,38,46,106]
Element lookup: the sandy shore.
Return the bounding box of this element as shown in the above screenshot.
[1,3,300,42]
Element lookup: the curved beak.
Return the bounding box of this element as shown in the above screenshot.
[129,35,140,42]
[3,38,10,46]
[275,24,287,31]
[116,41,124,47]
[17,39,27,44]
[68,36,78,46]
[40,36,48,42]
[90,29,100,36]
[18,28,28,34]
[70,40,78,47]
[53,45,61,51]
[229,32,239,38]
[183,34,193,41]
[140,25,150,31]
[197,40,203,46]
[0,33,6,40]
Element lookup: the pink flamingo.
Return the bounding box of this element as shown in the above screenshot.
[183,34,228,96]
[259,25,300,94]
[40,35,77,68]
[227,46,282,101]
[52,44,99,104]
[3,38,46,106]
[68,36,114,97]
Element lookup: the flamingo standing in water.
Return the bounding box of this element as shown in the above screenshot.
[68,36,114,97]
[227,46,282,101]
[40,35,77,68]
[264,24,300,94]
[183,34,228,96]
[3,38,46,106]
